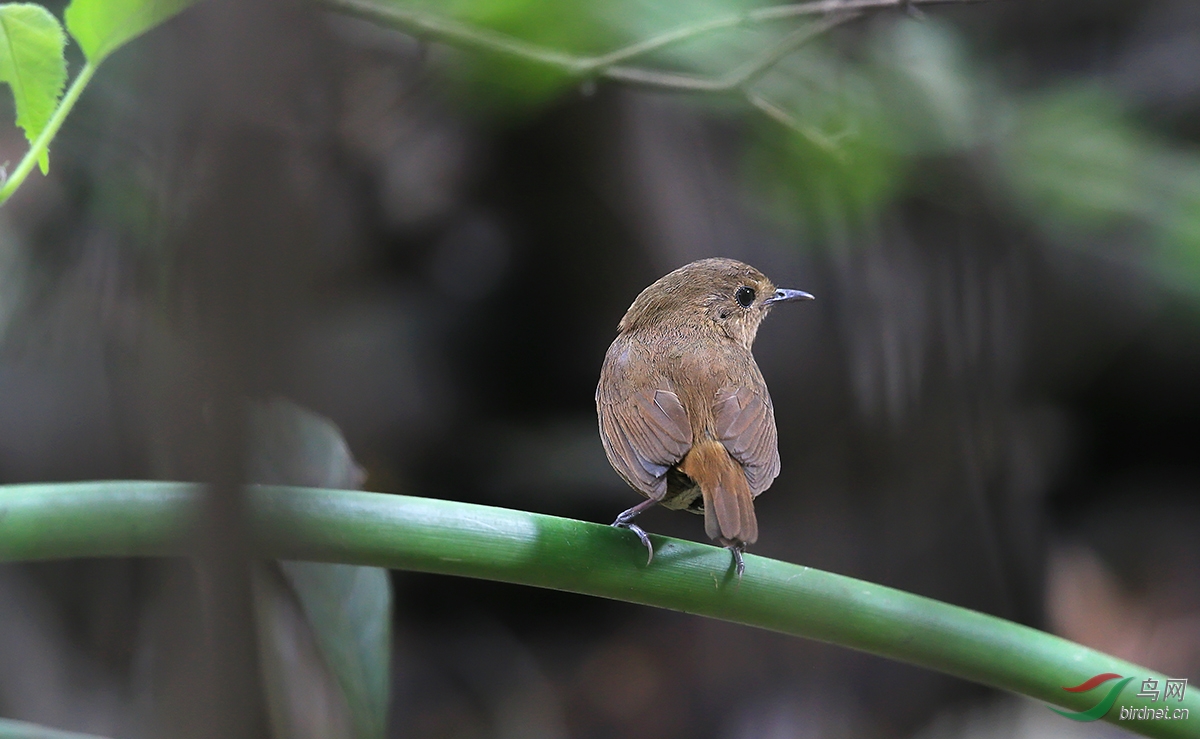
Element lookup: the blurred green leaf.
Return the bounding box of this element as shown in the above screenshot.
[0,3,66,174]
[248,398,391,739]
[601,0,775,80]
[1154,172,1200,296]
[872,17,979,153]
[445,48,572,117]
[248,398,366,491]
[280,562,392,739]
[254,563,356,739]
[1001,88,1159,229]
[1000,85,1200,295]
[64,0,197,64]
[372,0,618,115]
[743,18,990,240]
[0,719,112,739]
[748,47,906,238]
[359,0,787,117]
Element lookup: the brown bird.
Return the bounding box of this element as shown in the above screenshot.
[596,258,813,575]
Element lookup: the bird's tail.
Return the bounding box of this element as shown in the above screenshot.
[678,439,758,547]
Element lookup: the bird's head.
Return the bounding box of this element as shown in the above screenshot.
[618,257,813,349]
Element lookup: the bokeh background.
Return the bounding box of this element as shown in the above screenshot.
[0,0,1197,737]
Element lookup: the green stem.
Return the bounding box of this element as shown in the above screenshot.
[0,61,97,206]
[0,481,1195,739]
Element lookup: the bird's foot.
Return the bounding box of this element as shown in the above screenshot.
[729,544,746,578]
[611,499,658,565]
[611,518,654,564]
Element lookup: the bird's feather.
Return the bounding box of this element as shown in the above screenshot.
[713,386,780,496]
[681,439,758,545]
[598,385,692,499]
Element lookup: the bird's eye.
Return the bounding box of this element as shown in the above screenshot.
[735,286,756,308]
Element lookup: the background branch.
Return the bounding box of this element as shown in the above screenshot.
[600,12,859,91]
[319,0,998,132]
[324,0,994,75]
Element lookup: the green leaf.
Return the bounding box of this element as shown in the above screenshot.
[1001,88,1159,230]
[247,397,366,491]
[0,717,114,739]
[747,49,907,239]
[1153,170,1200,297]
[0,4,67,174]
[365,0,618,116]
[872,18,979,153]
[248,398,391,739]
[64,0,197,64]
[280,562,392,739]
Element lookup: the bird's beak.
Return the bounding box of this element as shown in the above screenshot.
[764,288,814,306]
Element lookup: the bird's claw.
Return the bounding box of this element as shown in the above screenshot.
[612,519,655,565]
[729,544,746,578]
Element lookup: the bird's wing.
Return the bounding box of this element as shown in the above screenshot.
[598,384,693,499]
[713,386,780,495]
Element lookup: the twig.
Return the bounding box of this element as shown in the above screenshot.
[0,62,97,206]
[319,0,997,135]
[325,0,587,71]
[746,90,850,157]
[729,12,858,89]
[747,0,993,22]
[324,0,993,78]
[598,13,857,92]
